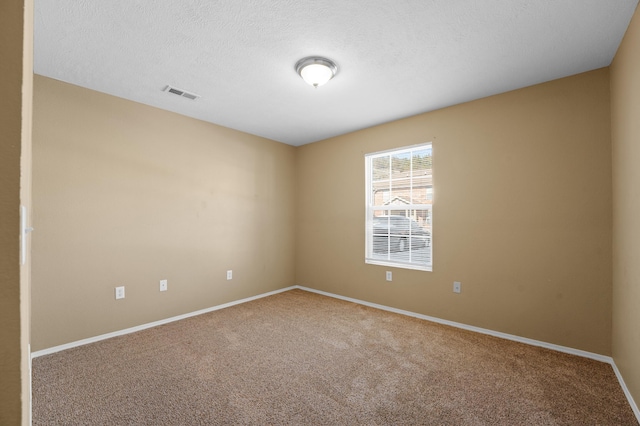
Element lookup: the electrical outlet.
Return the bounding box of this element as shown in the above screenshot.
[227,270,233,280]
[453,281,461,294]
[159,279,168,292]
[115,286,125,300]
[386,271,392,281]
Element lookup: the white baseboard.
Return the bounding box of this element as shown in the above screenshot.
[611,360,640,421]
[294,286,610,362]
[31,286,297,359]
[294,285,640,424]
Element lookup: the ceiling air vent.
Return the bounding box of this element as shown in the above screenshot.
[163,85,201,100]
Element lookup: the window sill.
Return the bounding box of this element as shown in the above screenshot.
[365,259,432,272]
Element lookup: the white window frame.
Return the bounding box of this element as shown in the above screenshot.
[365,143,433,272]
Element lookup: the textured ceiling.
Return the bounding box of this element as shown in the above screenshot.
[34,0,638,146]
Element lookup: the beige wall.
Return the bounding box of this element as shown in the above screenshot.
[31,76,296,351]
[296,69,613,355]
[1,0,32,424]
[611,5,640,412]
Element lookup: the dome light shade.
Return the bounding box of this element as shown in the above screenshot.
[295,57,338,88]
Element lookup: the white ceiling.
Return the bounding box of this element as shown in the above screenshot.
[34,0,638,146]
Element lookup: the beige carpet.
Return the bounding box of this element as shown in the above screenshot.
[32,289,638,425]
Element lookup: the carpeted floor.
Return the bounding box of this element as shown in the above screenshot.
[32,289,638,425]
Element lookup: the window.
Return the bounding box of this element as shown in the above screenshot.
[365,143,432,271]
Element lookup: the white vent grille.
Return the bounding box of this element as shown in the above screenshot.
[163,85,200,100]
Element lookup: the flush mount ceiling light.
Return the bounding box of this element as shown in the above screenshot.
[295,56,338,88]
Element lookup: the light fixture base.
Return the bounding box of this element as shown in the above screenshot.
[295,56,338,88]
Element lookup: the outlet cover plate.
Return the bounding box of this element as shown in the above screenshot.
[386,271,392,281]
[453,281,461,293]
[115,286,125,300]
[160,279,168,292]
[226,270,233,280]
